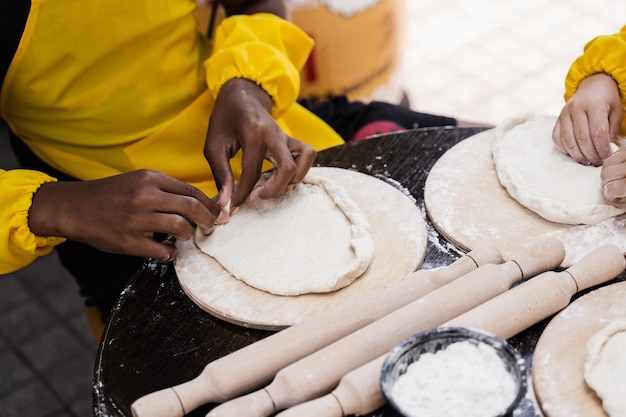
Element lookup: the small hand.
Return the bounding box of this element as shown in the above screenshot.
[204,78,316,222]
[28,170,219,261]
[552,73,622,166]
[602,148,626,206]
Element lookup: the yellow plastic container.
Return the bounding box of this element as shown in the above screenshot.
[289,0,404,103]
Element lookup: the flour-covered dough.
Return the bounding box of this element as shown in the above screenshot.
[492,113,626,225]
[195,174,374,296]
[584,320,626,417]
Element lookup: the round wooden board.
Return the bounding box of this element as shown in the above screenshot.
[175,167,427,330]
[532,281,626,417]
[424,129,626,267]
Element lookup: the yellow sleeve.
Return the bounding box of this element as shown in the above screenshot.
[565,25,626,102]
[204,13,314,118]
[0,169,66,274]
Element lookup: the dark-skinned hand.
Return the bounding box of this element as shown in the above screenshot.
[28,169,219,261]
[204,78,316,223]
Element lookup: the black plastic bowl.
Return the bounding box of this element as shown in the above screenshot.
[380,327,527,417]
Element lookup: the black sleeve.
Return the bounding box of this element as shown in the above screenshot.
[1,1,31,87]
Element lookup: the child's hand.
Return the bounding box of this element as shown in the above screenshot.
[552,73,622,166]
[602,148,626,206]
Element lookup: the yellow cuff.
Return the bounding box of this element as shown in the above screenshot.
[1,169,66,274]
[205,13,314,118]
[565,26,626,102]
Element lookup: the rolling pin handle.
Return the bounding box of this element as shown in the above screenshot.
[564,244,626,292]
[511,237,565,279]
[274,394,343,417]
[130,388,185,417]
[206,389,275,417]
[465,246,503,268]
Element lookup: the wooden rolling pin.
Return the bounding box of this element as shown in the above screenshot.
[275,244,626,417]
[206,237,565,417]
[131,246,502,417]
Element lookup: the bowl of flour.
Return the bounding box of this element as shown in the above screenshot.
[381,327,526,417]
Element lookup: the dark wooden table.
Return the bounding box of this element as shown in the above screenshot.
[94,126,580,417]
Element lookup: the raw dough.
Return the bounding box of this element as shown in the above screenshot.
[492,113,626,225]
[584,320,626,417]
[194,174,374,296]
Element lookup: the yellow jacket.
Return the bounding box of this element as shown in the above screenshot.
[0,0,344,273]
[565,24,626,134]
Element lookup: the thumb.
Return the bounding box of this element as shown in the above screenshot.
[216,182,233,224]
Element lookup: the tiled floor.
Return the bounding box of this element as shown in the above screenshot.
[399,0,626,125]
[0,2,624,416]
[0,124,98,417]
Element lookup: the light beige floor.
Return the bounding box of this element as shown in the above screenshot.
[398,0,626,125]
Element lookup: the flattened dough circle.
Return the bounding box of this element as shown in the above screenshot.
[584,320,626,417]
[175,167,428,330]
[424,128,626,267]
[492,113,626,225]
[532,281,626,417]
[195,175,374,296]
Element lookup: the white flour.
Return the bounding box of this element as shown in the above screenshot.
[392,341,517,417]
